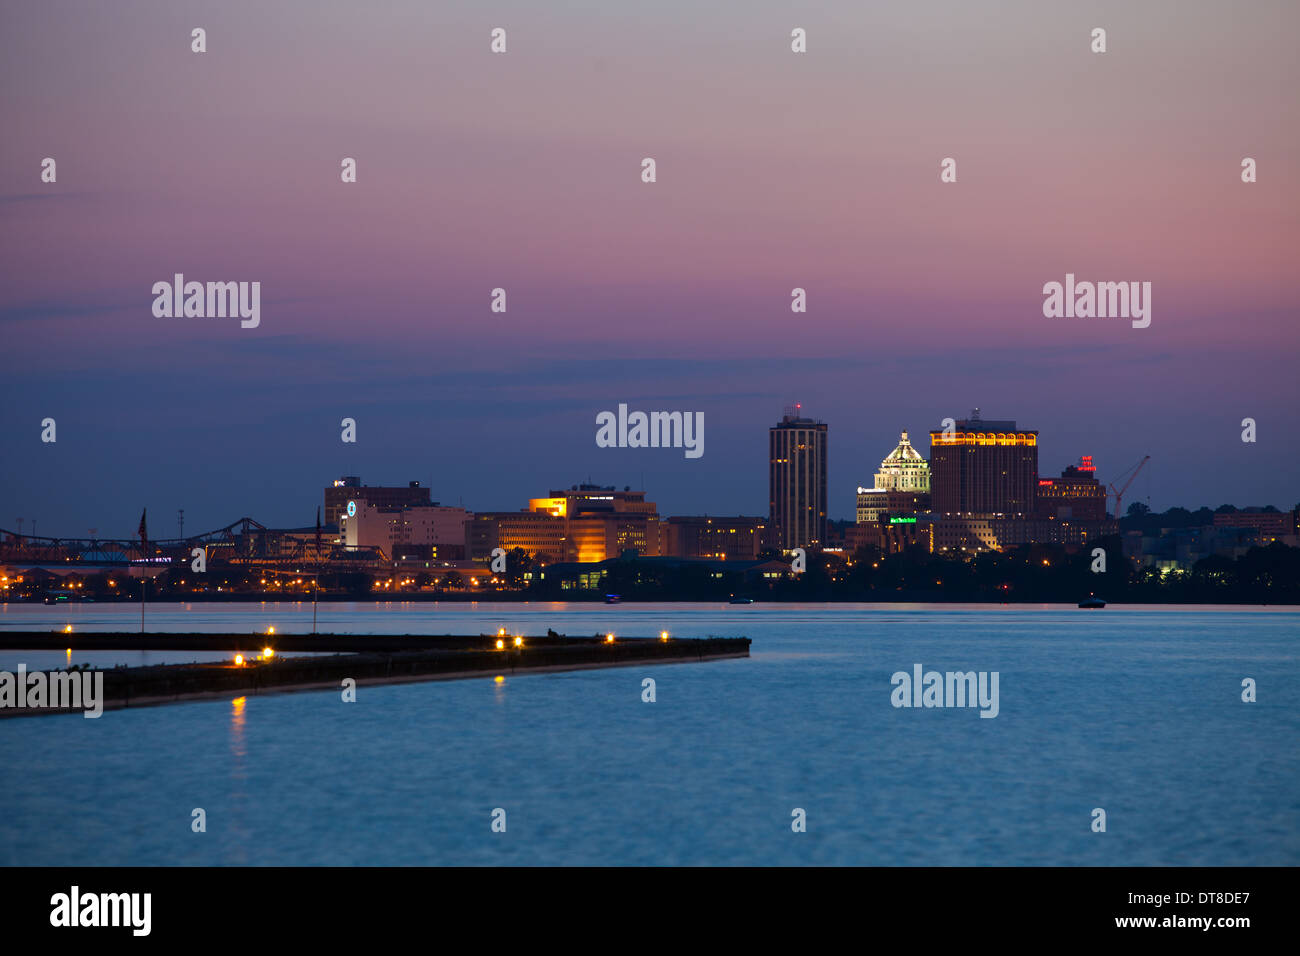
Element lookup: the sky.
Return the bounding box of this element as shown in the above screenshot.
[1,0,1297,539]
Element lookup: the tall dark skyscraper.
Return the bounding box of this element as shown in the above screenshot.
[928,411,1039,516]
[769,407,828,550]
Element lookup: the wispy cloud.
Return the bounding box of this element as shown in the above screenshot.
[0,191,97,205]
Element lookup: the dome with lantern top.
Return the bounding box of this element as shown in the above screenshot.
[874,430,930,492]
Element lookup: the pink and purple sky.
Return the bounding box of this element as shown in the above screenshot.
[2,0,1297,535]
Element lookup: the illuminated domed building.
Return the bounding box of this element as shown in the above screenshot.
[856,430,931,524]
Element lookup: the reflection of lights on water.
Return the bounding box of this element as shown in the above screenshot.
[230,696,247,762]
[494,675,505,684]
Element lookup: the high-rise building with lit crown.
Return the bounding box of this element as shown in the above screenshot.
[856,430,931,523]
[928,411,1038,516]
[769,407,828,550]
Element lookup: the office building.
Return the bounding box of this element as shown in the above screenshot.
[1211,509,1297,542]
[471,484,663,563]
[339,502,470,560]
[469,512,568,563]
[1036,459,1107,521]
[769,408,828,550]
[325,477,431,526]
[928,411,1038,516]
[664,516,769,560]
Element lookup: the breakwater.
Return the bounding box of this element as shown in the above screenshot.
[0,632,750,715]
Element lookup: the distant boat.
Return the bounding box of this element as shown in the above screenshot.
[1078,595,1106,609]
[729,596,755,605]
[604,594,622,605]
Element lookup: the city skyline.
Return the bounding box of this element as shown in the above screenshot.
[2,405,1292,543]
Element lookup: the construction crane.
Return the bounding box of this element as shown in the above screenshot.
[1108,455,1151,518]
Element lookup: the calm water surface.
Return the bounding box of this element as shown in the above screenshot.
[1,602,1296,865]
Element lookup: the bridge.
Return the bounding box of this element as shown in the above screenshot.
[0,517,388,576]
